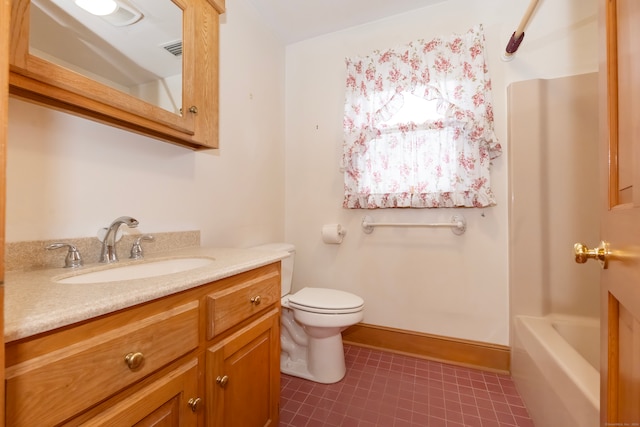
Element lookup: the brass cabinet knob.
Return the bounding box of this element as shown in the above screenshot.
[216,375,229,388]
[187,397,202,412]
[574,241,610,269]
[188,105,198,114]
[250,295,261,306]
[124,352,145,370]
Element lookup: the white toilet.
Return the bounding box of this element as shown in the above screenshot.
[254,243,364,384]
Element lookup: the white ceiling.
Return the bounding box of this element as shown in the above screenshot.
[244,0,449,44]
[31,0,449,90]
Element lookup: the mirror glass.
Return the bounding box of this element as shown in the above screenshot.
[29,0,183,114]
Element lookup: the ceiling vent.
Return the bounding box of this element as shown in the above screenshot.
[162,41,183,57]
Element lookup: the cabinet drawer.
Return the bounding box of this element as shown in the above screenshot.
[76,358,199,427]
[207,266,280,339]
[6,301,199,427]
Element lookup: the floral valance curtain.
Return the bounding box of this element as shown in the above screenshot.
[342,25,502,209]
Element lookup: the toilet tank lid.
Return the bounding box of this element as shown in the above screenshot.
[252,243,295,253]
[289,287,364,311]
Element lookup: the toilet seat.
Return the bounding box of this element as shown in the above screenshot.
[287,287,364,314]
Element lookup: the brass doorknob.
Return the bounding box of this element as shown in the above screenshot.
[574,241,610,269]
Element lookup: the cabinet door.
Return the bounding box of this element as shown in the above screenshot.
[74,359,200,427]
[207,307,280,427]
[9,0,222,149]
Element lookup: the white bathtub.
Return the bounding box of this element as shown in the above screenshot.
[512,315,600,427]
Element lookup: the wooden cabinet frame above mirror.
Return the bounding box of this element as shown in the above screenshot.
[9,0,224,150]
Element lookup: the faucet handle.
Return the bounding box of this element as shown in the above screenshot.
[130,235,155,260]
[46,243,83,268]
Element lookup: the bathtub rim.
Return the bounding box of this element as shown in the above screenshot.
[513,314,600,423]
[547,313,600,369]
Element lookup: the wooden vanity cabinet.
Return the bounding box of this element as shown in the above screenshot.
[206,272,281,427]
[9,0,224,149]
[5,295,202,427]
[4,262,281,427]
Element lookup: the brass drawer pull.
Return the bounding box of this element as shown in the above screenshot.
[216,375,229,388]
[124,352,144,370]
[250,295,261,306]
[187,397,202,412]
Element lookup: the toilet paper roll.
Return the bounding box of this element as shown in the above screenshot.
[322,224,346,244]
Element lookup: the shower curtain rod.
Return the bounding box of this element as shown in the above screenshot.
[502,0,540,62]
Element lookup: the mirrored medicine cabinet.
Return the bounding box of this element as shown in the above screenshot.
[9,0,224,149]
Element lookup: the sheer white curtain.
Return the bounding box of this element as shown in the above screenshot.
[342,25,501,209]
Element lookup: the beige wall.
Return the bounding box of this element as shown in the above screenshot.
[6,0,286,249]
[284,0,598,345]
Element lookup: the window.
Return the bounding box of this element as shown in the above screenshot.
[342,25,501,209]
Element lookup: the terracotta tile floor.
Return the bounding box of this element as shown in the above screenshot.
[279,345,534,427]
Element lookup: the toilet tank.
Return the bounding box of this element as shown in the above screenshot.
[252,243,295,297]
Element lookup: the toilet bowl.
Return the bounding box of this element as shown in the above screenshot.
[253,243,364,384]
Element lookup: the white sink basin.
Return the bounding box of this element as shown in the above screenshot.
[55,257,215,284]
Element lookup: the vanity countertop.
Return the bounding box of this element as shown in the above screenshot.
[4,246,289,342]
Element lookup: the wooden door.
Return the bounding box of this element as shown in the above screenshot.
[599,0,640,423]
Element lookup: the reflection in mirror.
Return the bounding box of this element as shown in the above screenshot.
[29,0,183,114]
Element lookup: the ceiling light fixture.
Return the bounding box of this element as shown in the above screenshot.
[74,0,118,16]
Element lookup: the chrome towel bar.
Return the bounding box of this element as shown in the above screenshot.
[361,215,466,235]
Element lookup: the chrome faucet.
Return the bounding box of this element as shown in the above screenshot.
[100,216,139,263]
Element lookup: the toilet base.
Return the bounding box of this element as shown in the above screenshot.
[280,308,349,384]
[281,333,347,384]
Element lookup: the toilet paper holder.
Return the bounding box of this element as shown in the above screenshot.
[321,224,347,244]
